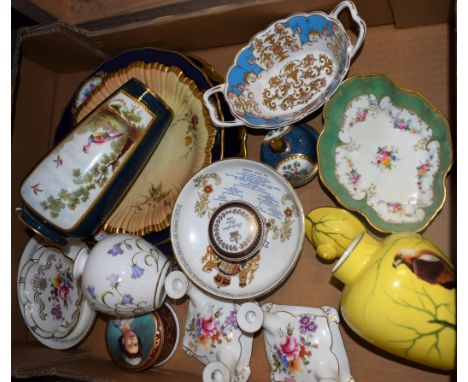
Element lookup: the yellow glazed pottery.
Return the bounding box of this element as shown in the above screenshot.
[333,232,455,370]
[305,207,366,260]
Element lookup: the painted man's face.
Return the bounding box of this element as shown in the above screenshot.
[123,331,139,354]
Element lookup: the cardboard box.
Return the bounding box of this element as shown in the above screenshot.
[12,1,455,380]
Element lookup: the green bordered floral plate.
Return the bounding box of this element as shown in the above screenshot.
[318,75,452,233]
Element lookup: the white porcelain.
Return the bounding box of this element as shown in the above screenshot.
[75,62,217,236]
[170,158,304,300]
[319,75,452,233]
[165,271,253,382]
[73,71,106,111]
[37,298,96,350]
[73,234,171,317]
[237,302,353,382]
[335,95,441,224]
[203,1,366,129]
[19,78,173,244]
[17,235,96,349]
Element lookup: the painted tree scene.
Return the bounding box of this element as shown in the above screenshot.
[22,91,154,229]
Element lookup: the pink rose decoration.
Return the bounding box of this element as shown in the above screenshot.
[280,336,300,358]
[357,110,367,121]
[201,316,218,336]
[58,285,70,300]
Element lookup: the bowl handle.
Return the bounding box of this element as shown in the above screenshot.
[203,84,245,128]
[329,0,367,59]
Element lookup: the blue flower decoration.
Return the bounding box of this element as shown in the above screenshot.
[106,273,121,288]
[225,309,238,329]
[108,243,124,257]
[86,286,96,299]
[131,263,145,279]
[122,294,134,305]
[279,351,289,370]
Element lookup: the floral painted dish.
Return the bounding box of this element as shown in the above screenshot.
[54,48,246,245]
[237,302,353,382]
[74,61,216,237]
[17,235,96,349]
[319,75,453,233]
[203,0,366,129]
[165,271,253,382]
[171,158,304,300]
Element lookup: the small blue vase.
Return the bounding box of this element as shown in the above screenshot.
[260,124,319,188]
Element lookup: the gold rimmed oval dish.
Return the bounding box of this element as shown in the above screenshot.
[75,61,216,236]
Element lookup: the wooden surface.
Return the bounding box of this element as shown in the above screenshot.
[12,21,455,381]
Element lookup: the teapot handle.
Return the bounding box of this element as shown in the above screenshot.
[329,0,367,59]
[203,84,245,128]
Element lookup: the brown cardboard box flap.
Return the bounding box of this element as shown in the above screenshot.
[84,0,394,55]
[13,0,455,33]
[13,0,394,31]
[11,0,454,379]
[12,342,92,378]
[18,22,109,73]
[13,354,205,382]
[390,0,455,28]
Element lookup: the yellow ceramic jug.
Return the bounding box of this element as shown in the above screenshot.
[305,207,366,260]
[333,231,455,370]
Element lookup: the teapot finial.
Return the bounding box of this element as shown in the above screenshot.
[269,137,288,153]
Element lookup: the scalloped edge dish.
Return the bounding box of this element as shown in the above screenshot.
[74,61,216,237]
[318,74,453,233]
[53,48,247,245]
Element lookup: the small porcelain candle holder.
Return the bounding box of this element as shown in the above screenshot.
[237,302,354,382]
[165,271,253,382]
[73,234,171,317]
